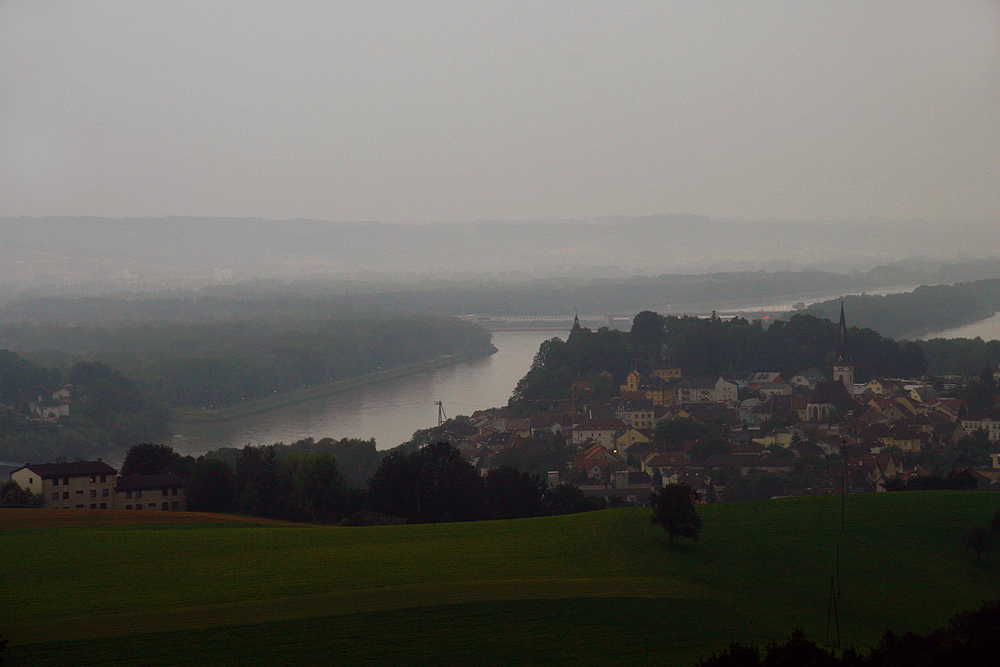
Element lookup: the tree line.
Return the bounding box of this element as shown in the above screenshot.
[696,599,1000,667]
[124,441,603,524]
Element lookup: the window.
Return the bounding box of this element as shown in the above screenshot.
[29,477,33,484]
[63,492,69,500]
[75,504,83,509]
[100,503,106,509]
[162,488,168,497]
[136,505,142,510]
[126,491,132,499]
[126,505,132,510]
[64,477,69,485]
[162,502,168,510]
[90,490,97,498]
[90,504,96,509]
[148,503,155,509]
[53,477,58,486]
[52,492,59,500]
[103,488,109,497]
[171,502,178,510]
[172,487,178,496]
[136,490,142,498]
[76,490,83,495]
[90,476,96,483]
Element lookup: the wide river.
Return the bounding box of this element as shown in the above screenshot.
[170,330,565,455]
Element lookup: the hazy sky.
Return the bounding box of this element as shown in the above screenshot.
[2,1,998,223]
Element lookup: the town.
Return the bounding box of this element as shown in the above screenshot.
[430,308,1000,506]
[4,306,1000,519]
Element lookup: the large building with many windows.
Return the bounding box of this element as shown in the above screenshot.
[10,461,118,509]
[9,461,186,511]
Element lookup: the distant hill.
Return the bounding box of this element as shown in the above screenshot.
[3,491,998,665]
[4,216,1000,291]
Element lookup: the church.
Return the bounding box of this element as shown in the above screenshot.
[806,301,857,421]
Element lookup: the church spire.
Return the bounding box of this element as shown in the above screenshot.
[571,310,581,334]
[837,300,848,362]
[834,300,854,396]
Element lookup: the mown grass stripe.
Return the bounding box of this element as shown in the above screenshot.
[4,577,703,645]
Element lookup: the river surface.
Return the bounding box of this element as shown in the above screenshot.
[918,313,1000,341]
[170,330,565,455]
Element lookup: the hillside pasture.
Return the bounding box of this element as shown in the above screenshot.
[2,492,998,666]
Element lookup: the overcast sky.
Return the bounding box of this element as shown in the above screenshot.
[1,1,997,223]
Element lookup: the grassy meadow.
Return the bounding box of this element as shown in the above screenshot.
[2,492,998,666]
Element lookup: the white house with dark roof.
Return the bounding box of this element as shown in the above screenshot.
[10,461,118,510]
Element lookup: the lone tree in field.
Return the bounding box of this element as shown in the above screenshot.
[650,483,702,545]
[964,525,993,561]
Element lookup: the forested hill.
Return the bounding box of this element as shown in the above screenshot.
[0,271,955,322]
[0,351,169,462]
[509,313,925,413]
[0,316,495,409]
[802,279,1000,339]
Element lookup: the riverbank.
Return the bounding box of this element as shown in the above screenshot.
[175,346,497,426]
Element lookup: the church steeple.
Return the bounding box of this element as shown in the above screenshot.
[571,310,581,334]
[833,299,854,395]
[837,300,848,361]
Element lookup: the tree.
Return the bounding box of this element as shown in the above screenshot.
[367,442,487,523]
[543,482,603,515]
[991,508,1000,535]
[963,525,992,561]
[484,466,547,519]
[0,479,44,508]
[650,483,702,545]
[120,443,180,477]
[186,458,236,513]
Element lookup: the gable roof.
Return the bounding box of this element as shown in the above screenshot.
[14,461,118,478]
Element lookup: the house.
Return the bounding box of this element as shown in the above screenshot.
[748,372,783,388]
[572,418,628,448]
[612,398,656,429]
[612,427,651,454]
[116,474,187,511]
[864,378,900,396]
[960,417,1000,442]
[650,368,682,381]
[642,452,692,476]
[675,377,738,403]
[620,370,643,394]
[757,383,792,399]
[614,470,652,490]
[10,461,119,509]
[789,368,827,390]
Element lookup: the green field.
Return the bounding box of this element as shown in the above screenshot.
[2,492,998,666]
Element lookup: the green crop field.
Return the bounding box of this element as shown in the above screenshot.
[2,492,998,666]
